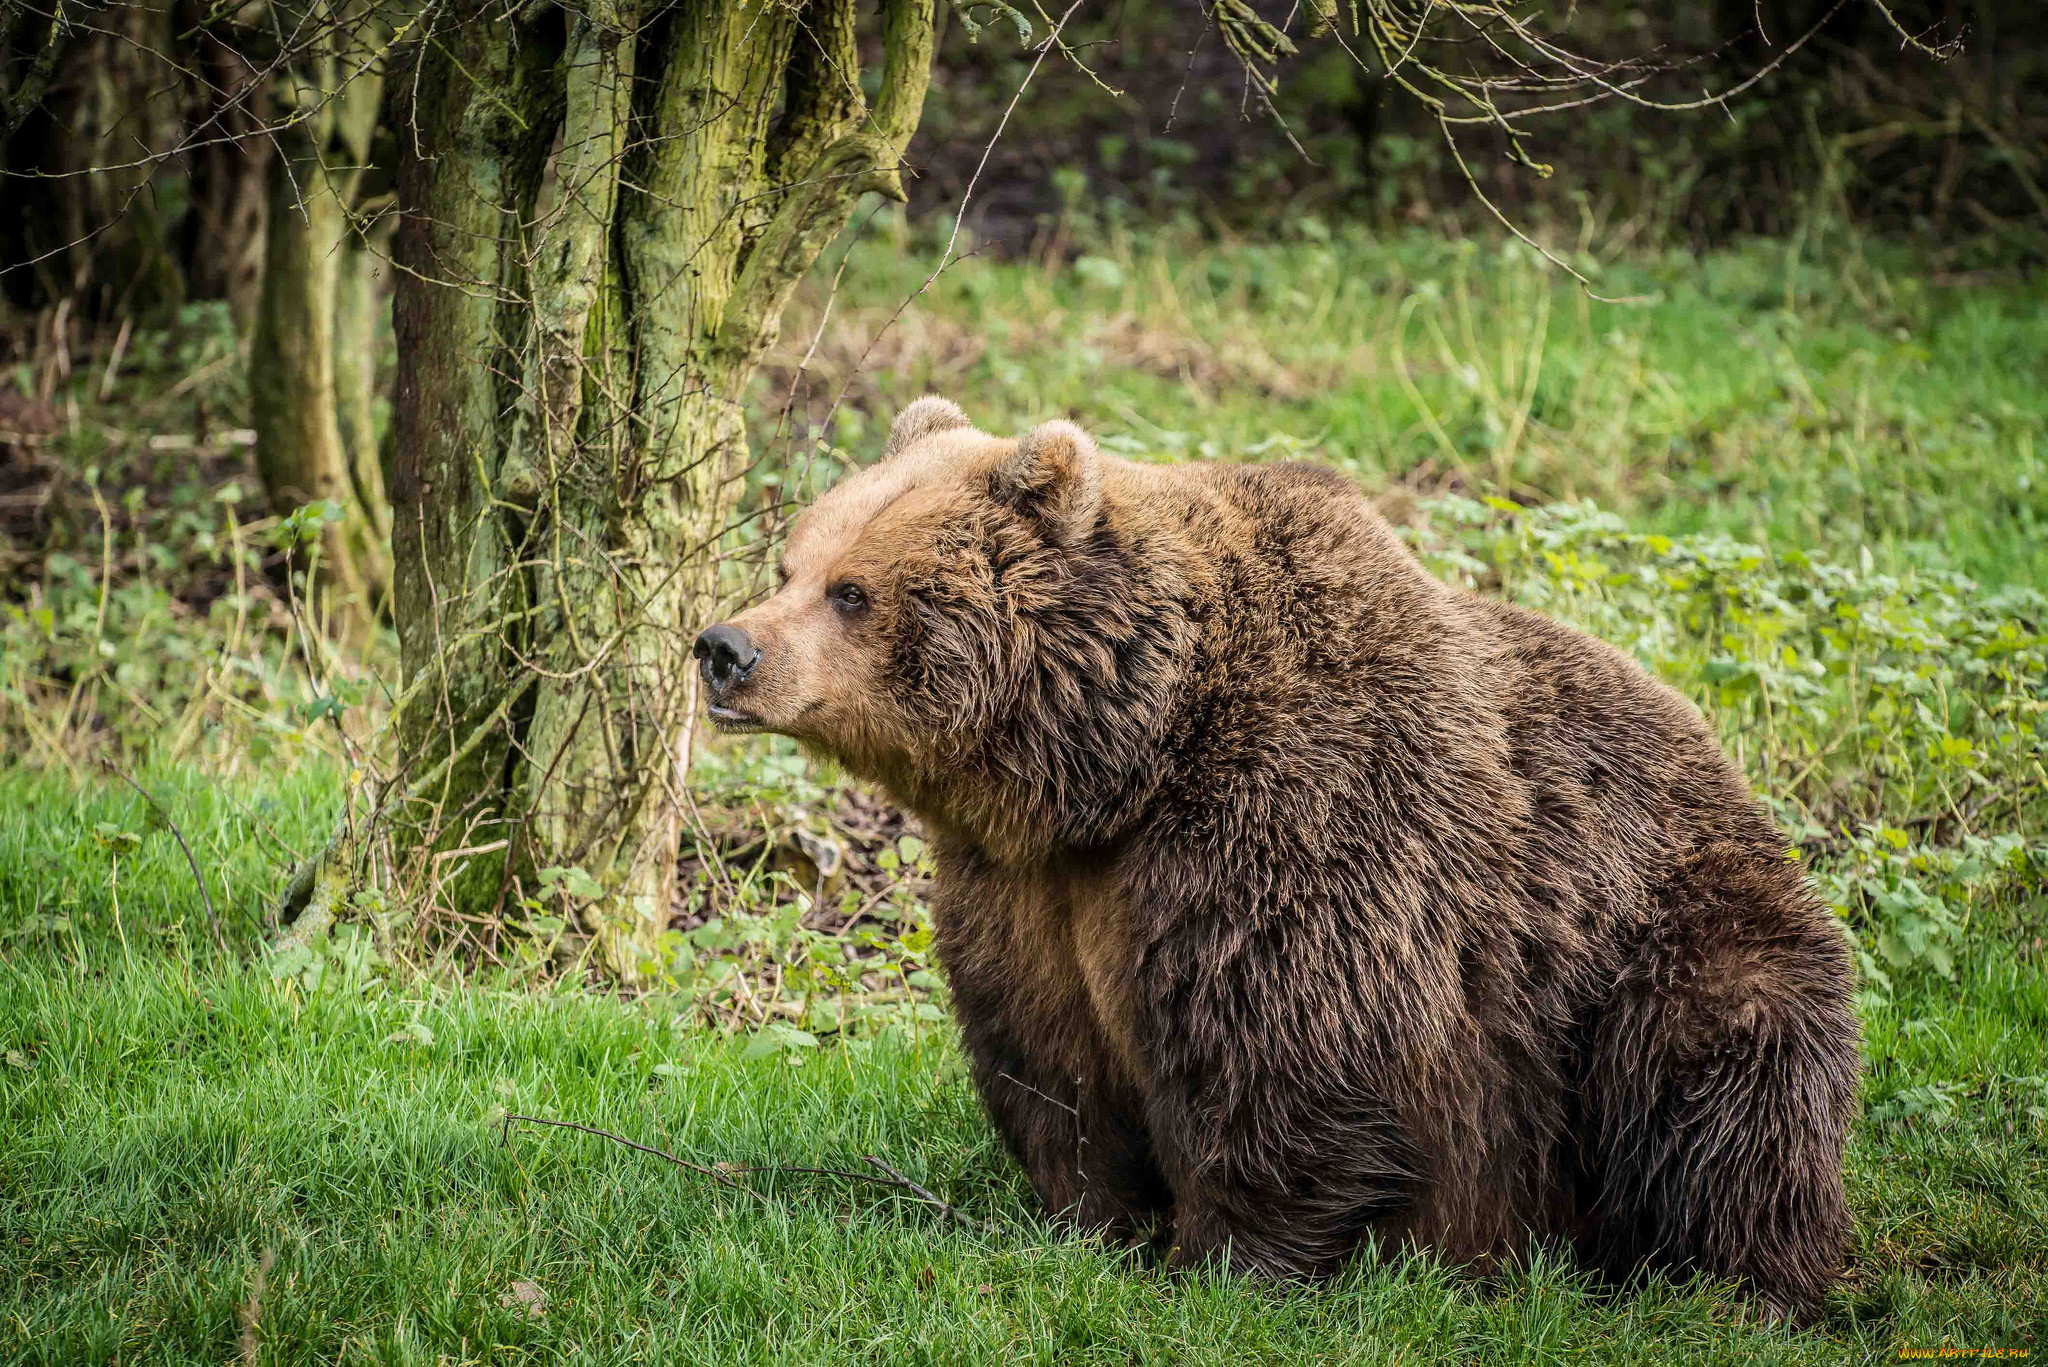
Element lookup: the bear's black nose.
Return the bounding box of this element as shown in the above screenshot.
[693,622,760,693]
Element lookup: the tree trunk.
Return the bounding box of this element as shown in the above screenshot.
[2,0,187,314]
[183,7,274,330]
[334,215,395,570]
[377,0,933,977]
[247,9,390,645]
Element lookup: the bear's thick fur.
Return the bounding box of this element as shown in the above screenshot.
[697,397,1861,1317]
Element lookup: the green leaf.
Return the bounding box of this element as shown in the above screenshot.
[1700,657,1755,686]
[386,1021,436,1049]
[540,866,605,901]
[268,942,316,979]
[91,822,141,855]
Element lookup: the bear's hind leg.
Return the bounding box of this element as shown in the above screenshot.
[1581,844,1860,1319]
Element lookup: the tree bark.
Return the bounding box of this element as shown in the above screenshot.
[183,7,275,330]
[334,215,395,569]
[247,7,391,644]
[378,0,933,977]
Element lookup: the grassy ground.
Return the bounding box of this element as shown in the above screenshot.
[4,229,2048,1362]
[1,771,2042,1363]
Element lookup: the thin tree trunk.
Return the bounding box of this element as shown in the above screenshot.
[250,149,373,629]
[185,8,274,329]
[247,16,390,644]
[334,215,395,564]
[6,0,186,313]
[378,0,933,978]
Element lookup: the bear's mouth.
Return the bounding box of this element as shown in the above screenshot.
[707,703,766,734]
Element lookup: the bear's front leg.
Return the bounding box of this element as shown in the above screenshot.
[958,1017,1172,1242]
[1129,859,1439,1280]
[1150,1112,1415,1281]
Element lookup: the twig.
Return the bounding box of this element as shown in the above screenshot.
[862,1154,978,1227]
[164,346,240,400]
[719,1157,978,1228]
[496,1113,978,1226]
[997,1069,1079,1117]
[103,760,227,955]
[499,1112,774,1204]
[98,316,132,402]
[927,0,1086,281]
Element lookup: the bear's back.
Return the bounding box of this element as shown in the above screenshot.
[1123,455,1783,951]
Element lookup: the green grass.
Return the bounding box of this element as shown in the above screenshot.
[1,840,2042,1363]
[1,695,2044,1362]
[6,228,2048,1361]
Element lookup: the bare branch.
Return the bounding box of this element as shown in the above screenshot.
[101,760,228,956]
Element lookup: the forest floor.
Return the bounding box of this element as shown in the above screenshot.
[2,226,2045,1362]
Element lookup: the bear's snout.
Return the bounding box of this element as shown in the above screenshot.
[693,622,760,700]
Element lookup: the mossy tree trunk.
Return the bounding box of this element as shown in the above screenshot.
[334,211,397,571]
[379,0,933,976]
[248,8,390,645]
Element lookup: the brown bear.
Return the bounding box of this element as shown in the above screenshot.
[693,396,1862,1318]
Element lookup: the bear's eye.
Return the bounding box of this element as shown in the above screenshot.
[829,582,868,615]
[774,562,790,589]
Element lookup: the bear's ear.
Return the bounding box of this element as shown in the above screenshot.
[883,395,971,460]
[991,420,1103,547]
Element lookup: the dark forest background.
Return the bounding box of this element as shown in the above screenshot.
[4,0,2042,329]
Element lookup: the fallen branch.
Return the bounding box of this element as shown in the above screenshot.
[862,1154,978,1228]
[498,1112,774,1205]
[727,1155,978,1228]
[103,760,227,955]
[496,1112,978,1227]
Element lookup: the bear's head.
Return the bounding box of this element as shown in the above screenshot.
[693,397,1188,862]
